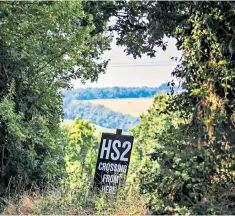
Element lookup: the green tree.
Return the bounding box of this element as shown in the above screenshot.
[85,1,235,146]
[131,95,220,214]
[84,1,235,214]
[63,116,97,206]
[0,1,110,194]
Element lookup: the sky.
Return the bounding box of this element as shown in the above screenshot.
[71,37,181,88]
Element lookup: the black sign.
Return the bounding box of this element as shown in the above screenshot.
[93,131,134,194]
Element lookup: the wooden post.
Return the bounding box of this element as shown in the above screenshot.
[116,129,122,135]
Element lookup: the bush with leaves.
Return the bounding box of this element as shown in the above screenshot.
[61,116,97,207]
[131,93,235,214]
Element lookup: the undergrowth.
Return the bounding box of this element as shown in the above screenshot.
[1,184,149,215]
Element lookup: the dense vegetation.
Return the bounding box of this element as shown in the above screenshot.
[131,94,222,214]
[64,101,139,132]
[83,1,235,214]
[2,1,235,215]
[62,84,170,105]
[104,1,235,214]
[0,1,110,198]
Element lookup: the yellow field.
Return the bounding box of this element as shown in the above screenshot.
[88,98,154,116]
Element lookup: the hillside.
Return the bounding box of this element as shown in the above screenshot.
[62,86,170,131]
[63,100,140,132]
[62,97,147,135]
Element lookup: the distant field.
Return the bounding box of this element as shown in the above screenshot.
[87,98,153,116]
[62,97,153,134]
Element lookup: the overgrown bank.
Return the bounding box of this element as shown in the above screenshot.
[1,1,235,215]
[1,116,149,215]
[2,94,235,215]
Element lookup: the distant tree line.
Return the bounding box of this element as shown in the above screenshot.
[63,102,140,132]
[62,84,171,106]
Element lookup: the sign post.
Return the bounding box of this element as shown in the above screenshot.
[93,129,134,195]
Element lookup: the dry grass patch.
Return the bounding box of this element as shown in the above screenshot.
[114,188,149,215]
[3,195,35,215]
[2,187,148,215]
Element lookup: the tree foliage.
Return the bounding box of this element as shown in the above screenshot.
[0,1,110,195]
[62,84,170,103]
[2,1,235,214]
[63,116,97,206]
[131,95,228,214]
[113,2,235,214]
[79,1,235,214]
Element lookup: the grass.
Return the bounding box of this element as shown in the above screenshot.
[2,186,149,215]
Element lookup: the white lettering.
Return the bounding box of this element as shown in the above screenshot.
[120,141,131,162]
[97,162,127,173]
[98,162,102,170]
[102,174,107,182]
[111,140,121,160]
[100,139,112,159]
[114,164,118,172]
[101,185,116,194]
[110,163,114,172]
[103,162,106,171]
[112,175,119,184]
[102,174,120,184]
[123,165,127,173]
